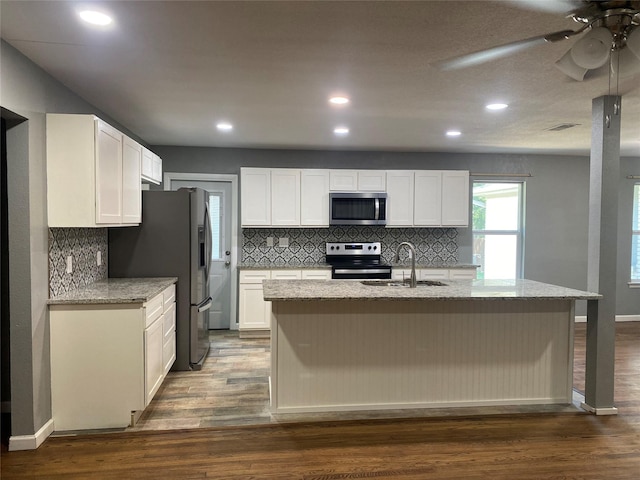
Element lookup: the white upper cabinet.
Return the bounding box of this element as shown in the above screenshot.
[241,168,271,226]
[141,147,163,185]
[122,136,142,224]
[271,169,300,226]
[329,170,386,191]
[414,171,442,226]
[300,169,330,226]
[329,170,358,191]
[386,171,414,226]
[47,114,141,227]
[441,170,470,226]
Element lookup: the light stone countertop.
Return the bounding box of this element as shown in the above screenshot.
[262,278,601,302]
[47,277,178,305]
[239,263,478,270]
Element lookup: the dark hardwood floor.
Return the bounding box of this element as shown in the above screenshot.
[2,322,639,479]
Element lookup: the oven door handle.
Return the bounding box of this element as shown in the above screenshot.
[334,268,391,275]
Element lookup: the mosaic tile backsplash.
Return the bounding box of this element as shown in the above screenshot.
[48,228,108,297]
[242,227,458,266]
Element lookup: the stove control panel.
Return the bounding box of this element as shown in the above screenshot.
[326,242,381,256]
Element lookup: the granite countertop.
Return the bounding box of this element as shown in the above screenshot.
[239,263,478,270]
[48,277,178,305]
[239,263,332,270]
[262,279,602,301]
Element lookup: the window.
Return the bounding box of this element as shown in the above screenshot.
[209,193,223,261]
[472,182,524,280]
[632,184,640,282]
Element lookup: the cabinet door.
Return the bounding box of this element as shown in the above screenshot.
[358,171,386,191]
[122,136,142,224]
[301,169,330,226]
[386,171,414,226]
[141,147,154,181]
[241,168,271,226]
[329,170,358,191]
[152,154,163,184]
[392,269,411,281]
[441,171,469,226]
[414,171,442,226]
[145,317,164,406]
[239,284,271,330]
[95,119,124,224]
[162,302,176,375]
[271,169,300,226]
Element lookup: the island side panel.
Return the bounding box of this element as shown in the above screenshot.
[271,299,574,413]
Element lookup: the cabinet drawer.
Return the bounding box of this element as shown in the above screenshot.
[271,270,302,280]
[162,284,176,310]
[301,270,332,280]
[419,269,449,280]
[239,270,271,284]
[145,293,164,328]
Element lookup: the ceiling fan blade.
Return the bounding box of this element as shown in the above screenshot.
[433,30,577,70]
[506,0,582,14]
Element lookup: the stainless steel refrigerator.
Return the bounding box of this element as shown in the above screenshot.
[108,188,212,370]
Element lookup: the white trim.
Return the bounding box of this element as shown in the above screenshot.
[575,314,640,323]
[8,418,54,451]
[163,172,239,330]
[629,282,639,288]
[580,402,619,415]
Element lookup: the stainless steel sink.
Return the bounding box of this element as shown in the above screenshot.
[361,280,448,287]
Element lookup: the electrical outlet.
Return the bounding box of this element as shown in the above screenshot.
[278,237,289,248]
[66,255,73,274]
[97,250,102,267]
[266,237,274,247]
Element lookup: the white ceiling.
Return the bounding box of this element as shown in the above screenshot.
[1,0,639,156]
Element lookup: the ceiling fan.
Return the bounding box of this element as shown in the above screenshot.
[435,0,640,81]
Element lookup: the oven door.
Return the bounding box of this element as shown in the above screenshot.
[331,267,392,280]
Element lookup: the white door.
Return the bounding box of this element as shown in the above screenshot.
[170,179,234,330]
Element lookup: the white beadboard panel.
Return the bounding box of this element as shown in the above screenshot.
[271,299,574,413]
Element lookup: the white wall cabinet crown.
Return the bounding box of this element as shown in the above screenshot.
[47,114,142,227]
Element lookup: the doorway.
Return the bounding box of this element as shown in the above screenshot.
[165,173,238,330]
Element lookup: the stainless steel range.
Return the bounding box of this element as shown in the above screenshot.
[326,242,392,280]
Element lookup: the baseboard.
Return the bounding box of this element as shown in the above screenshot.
[8,418,54,451]
[575,314,640,323]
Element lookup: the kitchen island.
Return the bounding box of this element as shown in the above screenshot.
[263,279,601,414]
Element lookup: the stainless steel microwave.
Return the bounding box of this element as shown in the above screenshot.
[329,192,387,226]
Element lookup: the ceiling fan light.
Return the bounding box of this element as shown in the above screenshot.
[627,28,640,59]
[613,48,640,79]
[570,27,612,69]
[555,50,588,81]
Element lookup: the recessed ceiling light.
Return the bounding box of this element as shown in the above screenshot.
[216,122,233,132]
[329,96,350,105]
[446,130,462,137]
[486,103,509,111]
[78,10,113,26]
[334,126,349,135]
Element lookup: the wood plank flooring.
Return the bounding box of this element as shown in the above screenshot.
[2,322,639,479]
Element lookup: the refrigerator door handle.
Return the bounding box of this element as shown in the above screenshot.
[203,201,213,282]
[196,296,213,313]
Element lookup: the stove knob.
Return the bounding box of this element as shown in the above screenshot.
[336,246,340,250]
[330,246,335,250]
[373,245,378,250]
[368,246,372,250]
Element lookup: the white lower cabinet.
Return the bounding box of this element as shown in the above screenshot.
[239,269,331,334]
[50,283,176,431]
[393,268,477,281]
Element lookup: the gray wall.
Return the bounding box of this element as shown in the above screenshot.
[155,145,639,315]
[0,40,146,439]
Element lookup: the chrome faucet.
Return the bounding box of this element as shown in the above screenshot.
[394,242,417,288]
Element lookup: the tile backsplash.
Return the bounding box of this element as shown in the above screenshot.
[48,228,108,297]
[242,227,458,266]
